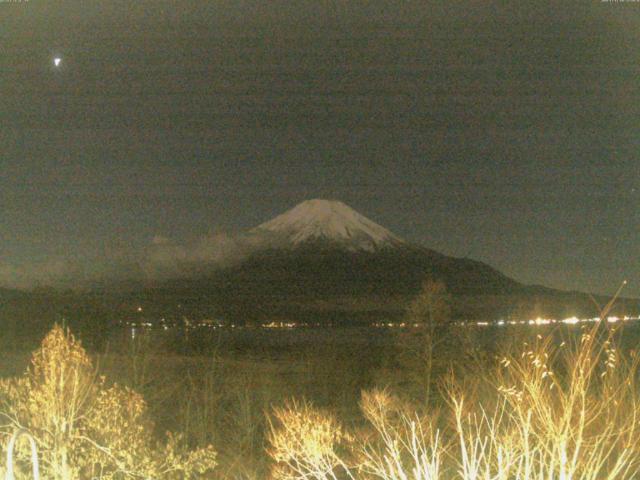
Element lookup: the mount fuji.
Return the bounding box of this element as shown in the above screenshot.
[147,199,619,323]
[235,198,521,296]
[1,200,636,337]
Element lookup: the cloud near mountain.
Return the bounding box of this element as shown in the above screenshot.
[140,231,273,280]
[0,231,268,289]
[0,199,407,289]
[0,258,77,290]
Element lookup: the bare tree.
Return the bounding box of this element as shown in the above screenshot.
[397,279,451,406]
[406,279,451,328]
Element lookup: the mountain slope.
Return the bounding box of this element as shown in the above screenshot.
[243,199,521,295]
[220,244,521,297]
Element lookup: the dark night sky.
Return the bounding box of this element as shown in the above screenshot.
[1,1,639,295]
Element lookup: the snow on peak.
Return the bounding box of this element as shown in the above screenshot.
[252,199,405,251]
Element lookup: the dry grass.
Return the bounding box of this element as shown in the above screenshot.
[268,322,640,480]
[452,324,640,479]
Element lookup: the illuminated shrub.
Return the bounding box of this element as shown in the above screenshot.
[267,400,352,480]
[0,324,217,479]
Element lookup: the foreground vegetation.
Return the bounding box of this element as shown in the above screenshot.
[0,283,638,478]
[269,323,640,480]
[0,325,217,479]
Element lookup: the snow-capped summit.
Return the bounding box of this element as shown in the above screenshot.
[252,199,405,252]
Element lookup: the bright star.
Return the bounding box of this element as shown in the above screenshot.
[53,57,62,67]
